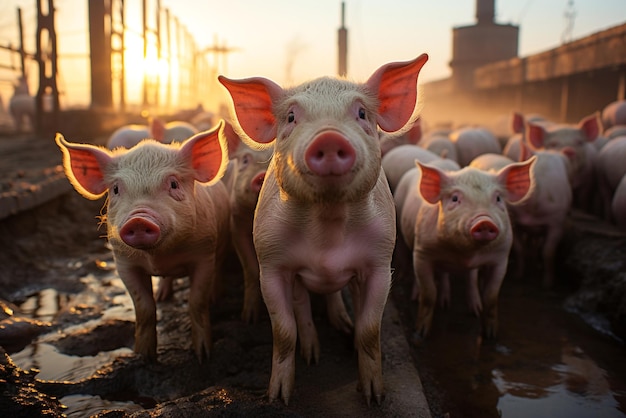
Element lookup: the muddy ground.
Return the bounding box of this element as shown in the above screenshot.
[1,133,625,417]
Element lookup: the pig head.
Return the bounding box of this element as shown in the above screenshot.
[219,53,428,406]
[55,122,231,362]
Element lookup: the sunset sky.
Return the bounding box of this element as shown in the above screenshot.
[0,0,624,111]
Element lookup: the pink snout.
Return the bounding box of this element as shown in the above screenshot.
[305,131,356,176]
[250,171,266,194]
[470,218,499,243]
[120,217,161,249]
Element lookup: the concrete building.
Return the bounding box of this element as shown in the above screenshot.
[449,0,519,90]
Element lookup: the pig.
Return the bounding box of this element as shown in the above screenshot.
[399,158,535,339]
[225,122,273,323]
[525,113,601,213]
[419,134,459,164]
[602,100,626,130]
[107,118,199,150]
[379,117,422,157]
[469,153,515,172]
[226,122,353,331]
[612,174,626,230]
[596,136,626,222]
[449,126,502,166]
[9,77,35,133]
[218,53,429,405]
[382,144,445,192]
[472,144,573,288]
[502,112,548,161]
[55,121,231,362]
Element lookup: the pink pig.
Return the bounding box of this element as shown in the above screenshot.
[219,54,429,405]
[55,122,231,362]
[398,158,535,339]
[106,118,198,150]
[525,113,601,211]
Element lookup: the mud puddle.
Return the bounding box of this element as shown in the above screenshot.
[391,271,626,418]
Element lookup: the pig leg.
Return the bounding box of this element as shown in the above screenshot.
[349,267,390,406]
[541,225,564,288]
[231,224,262,323]
[466,269,483,316]
[479,263,507,339]
[325,290,353,334]
[293,280,320,365]
[187,258,216,362]
[437,272,451,309]
[261,269,297,405]
[510,229,525,279]
[118,268,157,361]
[155,276,174,302]
[414,257,437,338]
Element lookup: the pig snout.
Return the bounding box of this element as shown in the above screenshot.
[470,216,499,243]
[250,171,266,193]
[305,131,356,176]
[120,216,161,249]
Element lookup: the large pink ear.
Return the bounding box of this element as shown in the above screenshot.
[525,121,546,150]
[578,112,602,142]
[417,161,444,204]
[218,75,281,144]
[511,112,525,134]
[180,120,229,185]
[55,133,112,200]
[366,53,428,133]
[497,156,536,203]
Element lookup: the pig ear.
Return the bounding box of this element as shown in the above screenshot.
[518,140,533,162]
[578,112,602,142]
[218,75,280,145]
[180,120,229,185]
[367,53,429,133]
[511,112,525,134]
[497,156,536,203]
[55,133,112,200]
[417,161,444,204]
[149,117,166,142]
[525,122,546,150]
[223,120,241,154]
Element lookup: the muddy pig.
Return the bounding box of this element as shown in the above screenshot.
[399,158,535,340]
[219,53,429,405]
[55,121,230,362]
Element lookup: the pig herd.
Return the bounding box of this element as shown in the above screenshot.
[54,52,626,408]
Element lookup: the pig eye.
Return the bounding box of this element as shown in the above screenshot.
[358,107,366,120]
[112,184,119,195]
[451,194,459,202]
[170,179,179,189]
[287,111,295,123]
[496,195,502,203]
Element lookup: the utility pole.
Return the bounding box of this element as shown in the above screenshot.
[337,1,347,77]
[562,0,576,44]
[36,0,60,135]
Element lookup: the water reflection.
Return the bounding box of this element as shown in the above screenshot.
[407,277,626,417]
